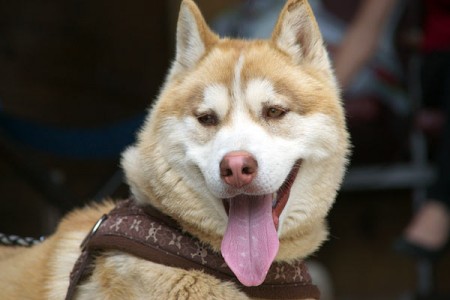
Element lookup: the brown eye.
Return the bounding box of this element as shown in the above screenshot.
[264,106,288,119]
[197,112,218,126]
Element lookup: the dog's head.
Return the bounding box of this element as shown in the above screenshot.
[122,0,349,286]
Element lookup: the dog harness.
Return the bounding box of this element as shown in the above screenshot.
[66,199,320,299]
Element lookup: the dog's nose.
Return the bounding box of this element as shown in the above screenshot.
[220,151,258,188]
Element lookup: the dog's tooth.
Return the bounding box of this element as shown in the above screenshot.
[272,192,278,207]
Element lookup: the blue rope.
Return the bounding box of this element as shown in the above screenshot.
[0,112,145,159]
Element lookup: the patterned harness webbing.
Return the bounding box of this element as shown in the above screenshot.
[65,199,320,300]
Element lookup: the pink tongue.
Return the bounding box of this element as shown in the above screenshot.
[221,194,279,286]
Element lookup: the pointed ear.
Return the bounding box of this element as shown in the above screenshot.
[172,0,218,74]
[272,0,330,71]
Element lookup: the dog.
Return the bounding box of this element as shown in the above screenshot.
[0,0,349,299]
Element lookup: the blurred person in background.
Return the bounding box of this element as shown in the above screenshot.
[396,0,450,260]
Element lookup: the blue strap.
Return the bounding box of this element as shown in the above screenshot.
[0,112,145,159]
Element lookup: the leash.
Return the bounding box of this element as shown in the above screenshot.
[66,199,320,300]
[0,232,43,247]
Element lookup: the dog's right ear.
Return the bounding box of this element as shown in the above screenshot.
[271,0,332,75]
[171,0,218,76]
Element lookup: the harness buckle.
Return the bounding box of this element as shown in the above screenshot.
[80,214,108,250]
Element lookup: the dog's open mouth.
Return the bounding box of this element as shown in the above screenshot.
[221,160,302,287]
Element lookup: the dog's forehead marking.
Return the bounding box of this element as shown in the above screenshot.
[199,53,284,122]
[199,53,245,119]
[232,55,283,115]
[245,78,280,112]
[232,54,245,104]
[201,84,229,118]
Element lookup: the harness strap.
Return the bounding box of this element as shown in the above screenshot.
[66,199,320,300]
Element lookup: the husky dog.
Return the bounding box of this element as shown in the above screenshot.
[0,0,349,299]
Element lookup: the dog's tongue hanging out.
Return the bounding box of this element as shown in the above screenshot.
[221,194,279,286]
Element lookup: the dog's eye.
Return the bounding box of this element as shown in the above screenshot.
[197,112,219,126]
[264,106,288,119]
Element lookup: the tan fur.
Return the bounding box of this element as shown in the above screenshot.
[0,0,348,299]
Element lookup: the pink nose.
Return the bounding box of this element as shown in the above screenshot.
[220,151,258,188]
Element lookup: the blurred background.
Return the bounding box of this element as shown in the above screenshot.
[0,0,449,299]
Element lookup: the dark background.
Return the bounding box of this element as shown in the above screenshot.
[0,1,449,299]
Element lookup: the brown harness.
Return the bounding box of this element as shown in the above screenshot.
[66,199,320,299]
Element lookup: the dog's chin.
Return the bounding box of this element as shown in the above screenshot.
[221,160,302,230]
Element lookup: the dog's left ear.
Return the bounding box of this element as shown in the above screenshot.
[272,0,331,73]
[171,0,219,76]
